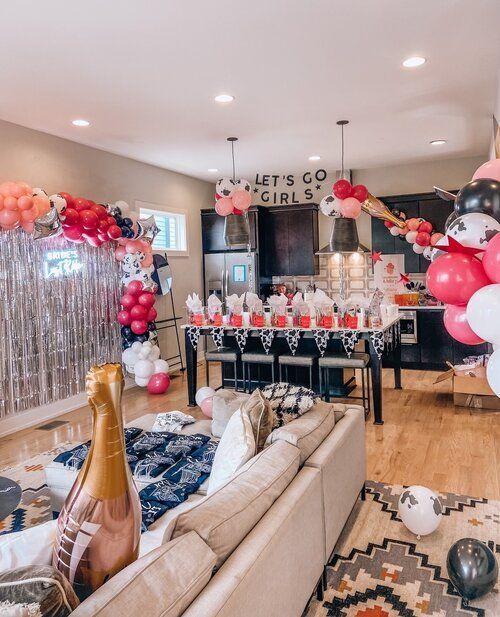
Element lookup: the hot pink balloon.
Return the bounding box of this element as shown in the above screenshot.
[483,233,500,283]
[232,190,252,212]
[114,246,127,261]
[444,304,484,345]
[340,197,362,219]
[426,253,491,306]
[147,373,171,394]
[472,158,500,182]
[215,197,234,216]
[200,396,213,418]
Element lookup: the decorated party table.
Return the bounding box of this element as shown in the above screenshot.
[182,315,401,424]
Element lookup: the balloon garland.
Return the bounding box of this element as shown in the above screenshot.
[214,177,253,216]
[0,180,170,394]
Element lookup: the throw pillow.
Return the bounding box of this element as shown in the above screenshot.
[211,391,249,438]
[0,520,57,572]
[0,566,79,617]
[261,382,319,428]
[240,389,274,453]
[207,408,255,494]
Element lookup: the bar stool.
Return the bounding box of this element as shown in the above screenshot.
[278,354,318,390]
[318,352,371,417]
[205,347,241,391]
[241,351,277,393]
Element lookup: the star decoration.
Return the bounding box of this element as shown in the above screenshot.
[315,184,321,190]
[253,187,259,194]
[399,273,411,285]
[371,251,383,264]
[438,235,486,256]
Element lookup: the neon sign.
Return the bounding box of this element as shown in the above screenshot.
[43,249,83,278]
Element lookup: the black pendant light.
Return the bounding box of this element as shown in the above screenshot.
[223,137,250,248]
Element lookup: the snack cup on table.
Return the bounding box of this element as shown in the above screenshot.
[251,309,265,327]
[187,308,205,326]
[316,304,333,329]
[271,307,287,328]
[209,310,223,326]
[344,310,358,329]
[229,309,243,327]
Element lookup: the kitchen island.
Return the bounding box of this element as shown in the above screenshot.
[182,316,401,424]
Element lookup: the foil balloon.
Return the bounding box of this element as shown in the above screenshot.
[135,215,159,243]
[361,194,407,228]
[33,204,63,240]
[53,363,141,600]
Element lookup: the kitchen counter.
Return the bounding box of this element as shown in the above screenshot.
[398,306,444,310]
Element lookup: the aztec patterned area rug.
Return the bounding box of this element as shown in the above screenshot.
[305,480,499,617]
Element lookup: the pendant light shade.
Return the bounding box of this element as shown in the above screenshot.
[224,212,250,247]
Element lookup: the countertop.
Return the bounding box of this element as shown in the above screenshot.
[398,306,445,311]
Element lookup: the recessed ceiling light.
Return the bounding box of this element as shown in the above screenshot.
[308,155,321,161]
[72,119,90,127]
[430,139,447,146]
[402,56,426,68]
[207,168,219,172]
[214,94,234,103]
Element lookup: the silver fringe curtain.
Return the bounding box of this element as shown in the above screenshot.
[0,230,121,418]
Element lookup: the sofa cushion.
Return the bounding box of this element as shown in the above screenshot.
[240,389,274,453]
[207,407,255,495]
[171,441,300,568]
[0,565,79,617]
[72,532,216,617]
[261,382,318,427]
[211,391,249,438]
[266,401,335,465]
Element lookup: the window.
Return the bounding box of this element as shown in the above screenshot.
[136,201,188,255]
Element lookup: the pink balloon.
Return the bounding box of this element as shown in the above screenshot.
[21,207,38,222]
[340,197,362,219]
[483,233,500,283]
[200,396,213,418]
[21,221,34,233]
[472,158,500,182]
[147,372,171,394]
[0,181,16,197]
[444,304,484,345]
[0,209,20,229]
[114,246,127,261]
[17,195,34,211]
[232,190,252,212]
[430,232,444,246]
[141,253,153,267]
[3,196,18,211]
[137,239,151,253]
[215,197,234,216]
[426,253,491,306]
[33,195,50,214]
[126,240,140,253]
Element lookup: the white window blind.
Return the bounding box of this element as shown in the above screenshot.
[137,203,188,254]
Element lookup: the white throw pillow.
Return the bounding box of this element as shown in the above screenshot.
[0,520,57,573]
[207,408,255,494]
[212,393,247,438]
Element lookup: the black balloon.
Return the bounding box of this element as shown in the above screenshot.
[122,217,133,227]
[447,538,498,602]
[454,179,500,222]
[444,211,458,230]
[121,326,133,341]
[133,334,148,344]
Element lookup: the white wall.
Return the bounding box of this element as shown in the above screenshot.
[0,119,213,363]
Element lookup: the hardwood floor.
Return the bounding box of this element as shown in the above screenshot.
[1,365,499,499]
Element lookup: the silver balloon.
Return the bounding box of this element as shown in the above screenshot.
[135,215,159,243]
[33,206,63,240]
[447,538,498,602]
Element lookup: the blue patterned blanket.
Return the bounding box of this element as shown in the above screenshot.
[53,428,217,531]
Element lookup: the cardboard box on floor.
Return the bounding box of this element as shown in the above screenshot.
[435,363,499,411]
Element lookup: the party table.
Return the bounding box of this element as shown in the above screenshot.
[182,315,401,424]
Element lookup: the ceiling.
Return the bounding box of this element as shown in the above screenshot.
[0,0,499,181]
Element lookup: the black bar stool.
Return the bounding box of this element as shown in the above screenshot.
[278,354,318,390]
[318,352,371,417]
[241,351,277,392]
[205,347,241,391]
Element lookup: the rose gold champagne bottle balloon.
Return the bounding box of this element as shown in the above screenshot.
[53,363,141,600]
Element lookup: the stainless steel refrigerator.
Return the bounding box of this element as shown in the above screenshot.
[203,252,258,302]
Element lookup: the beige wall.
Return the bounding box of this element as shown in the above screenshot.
[0,119,213,364]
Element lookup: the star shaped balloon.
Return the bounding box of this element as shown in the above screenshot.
[371,251,383,264]
[437,236,485,256]
[399,273,411,285]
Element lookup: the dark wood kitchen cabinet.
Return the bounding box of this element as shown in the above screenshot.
[371,192,455,273]
[260,204,319,277]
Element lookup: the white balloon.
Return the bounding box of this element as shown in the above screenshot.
[195,386,216,406]
[320,194,335,216]
[466,284,500,345]
[131,342,142,352]
[149,345,161,361]
[134,359,155,379]
[493,343,500,351]
[134,376,149,387]
[389,226,400,236]
[406,231,418,244]
[115,200,130,214]
[486,350,500,397]
[216,177,236,198]
[234,178,251,193]
[125,364,135,375]
[446,213,500,250]
[423,246,433,260]
[154,359,169,374]
[398,485,442,537]
[122,349,138,366]
[50,194,67,214]
[412,243,425,254]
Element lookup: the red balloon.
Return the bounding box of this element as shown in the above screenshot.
[426,253,491,306]
[130,304,148,320]
[483,233,500,283]
[131,319,148,334]
[332,179,353,200]
[62,208,80,227]
[138,292,155,308]
[147,307,158,322]
[63,225,84,242]
[351,184,368,202]
[80,209,99,230]
[86,236,103,247]
[107,224,122,239]
[120,293,137,309]
[415,231,431,246]
[127,280,144,296]
[443,304,485,345]
[97,220,110,233]
[106,215,117,226]
[147,373,170,394]
[58,192,74,208]
[418,221,433,234]
[91,203,108,219]
[73,197,89,212]
[233,207,243,215]
[384,221,394,229]
[117,310,132,326]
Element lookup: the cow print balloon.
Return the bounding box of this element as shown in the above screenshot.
[235,179,251,193]
[446,213,499,250]
[216,178,236,198]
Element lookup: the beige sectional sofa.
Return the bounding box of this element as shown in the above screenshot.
[66,399,366,616]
